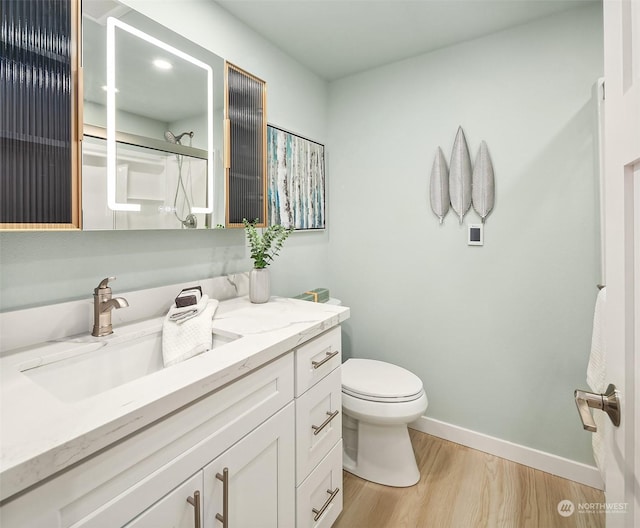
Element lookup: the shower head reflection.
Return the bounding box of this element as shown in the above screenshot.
[164,130,194,145]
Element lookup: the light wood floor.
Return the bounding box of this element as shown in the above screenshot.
[334,429,605,528]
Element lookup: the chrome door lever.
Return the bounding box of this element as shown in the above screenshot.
[574,384,620,432]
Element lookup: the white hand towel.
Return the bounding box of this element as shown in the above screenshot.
[162,295,219,367]
[587,287,607,392]
[586,287,606,478]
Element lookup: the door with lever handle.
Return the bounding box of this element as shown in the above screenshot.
[574,383,620,432]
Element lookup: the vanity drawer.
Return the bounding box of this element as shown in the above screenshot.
[296,440,343,528]
[295,326,341,396]
[296,366,342,485]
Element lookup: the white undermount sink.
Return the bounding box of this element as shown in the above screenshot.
[18,323,242,403]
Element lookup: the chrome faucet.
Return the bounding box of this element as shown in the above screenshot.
[92,277,129,337]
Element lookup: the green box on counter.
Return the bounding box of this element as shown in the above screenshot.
[293,288,330,303]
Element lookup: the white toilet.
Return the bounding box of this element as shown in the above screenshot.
[341,358,428,487]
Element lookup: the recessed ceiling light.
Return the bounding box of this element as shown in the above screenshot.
[153,58,172,70]
[101,85,119,93]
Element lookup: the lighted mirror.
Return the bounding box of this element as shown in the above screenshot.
[82,4,225,230]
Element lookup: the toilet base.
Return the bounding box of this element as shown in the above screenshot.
[343,420,420,487]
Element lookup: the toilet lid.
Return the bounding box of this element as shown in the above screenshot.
[342,358,424,402]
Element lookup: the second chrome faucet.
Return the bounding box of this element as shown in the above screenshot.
[92,277,129,337]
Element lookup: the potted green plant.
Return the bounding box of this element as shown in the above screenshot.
[243,219,293,303]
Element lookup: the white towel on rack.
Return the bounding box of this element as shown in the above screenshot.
[162,295,218,367]
[586,287,606,478]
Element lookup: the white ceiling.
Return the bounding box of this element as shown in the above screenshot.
[216,0,598,81]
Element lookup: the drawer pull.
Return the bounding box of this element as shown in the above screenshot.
[186,490,201,528]
[312,410,340,436]
[215,467,229,528]
[312,487,340,522]
[311,350,339,369]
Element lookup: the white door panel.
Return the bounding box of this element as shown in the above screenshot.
[602,1,640,527]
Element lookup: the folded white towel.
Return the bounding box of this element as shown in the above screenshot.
[168,294,209,324]
[586,287,606,478]
[162,295,219,367]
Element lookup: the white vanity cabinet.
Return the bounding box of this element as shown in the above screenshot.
[0,353,295,528]
[294,326,344,528]
[0,323,345,528]
[126,404,295,528]
[203,403,295,528]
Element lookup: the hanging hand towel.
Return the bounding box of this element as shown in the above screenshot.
[586,287,606,479]
[162,295,219,367]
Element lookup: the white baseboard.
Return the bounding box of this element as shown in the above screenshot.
[410,416,604,490]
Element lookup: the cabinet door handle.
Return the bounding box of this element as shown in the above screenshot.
[312,410,340,436]
[186,490,201,528]
[215,467,229,528]
[312,487,340,522]
[311,350,339,369]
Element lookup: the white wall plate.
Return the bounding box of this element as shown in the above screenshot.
[468,223,483,246]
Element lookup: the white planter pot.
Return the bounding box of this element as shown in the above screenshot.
[249,268,270,304]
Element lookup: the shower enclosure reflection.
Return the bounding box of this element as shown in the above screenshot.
[82,136,210,230]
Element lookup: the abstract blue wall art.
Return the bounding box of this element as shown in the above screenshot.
[267,125,325,230]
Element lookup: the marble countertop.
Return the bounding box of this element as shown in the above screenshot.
[0,296,349,502]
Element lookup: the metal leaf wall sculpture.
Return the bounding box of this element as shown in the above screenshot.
[472,140,495,223]
[449,126,472,224]
[429,147,450,224]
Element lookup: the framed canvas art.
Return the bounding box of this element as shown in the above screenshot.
[267,125,325,230]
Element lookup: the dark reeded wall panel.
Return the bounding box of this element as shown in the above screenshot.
[226,64,266,226]
[0,0,72,223]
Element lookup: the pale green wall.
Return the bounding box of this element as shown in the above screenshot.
[327,3,603,465]
[0,1,604,468]
[0,0,329,310]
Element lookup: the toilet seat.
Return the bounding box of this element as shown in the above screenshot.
[342,358,424,403]
[342,386,424,403]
